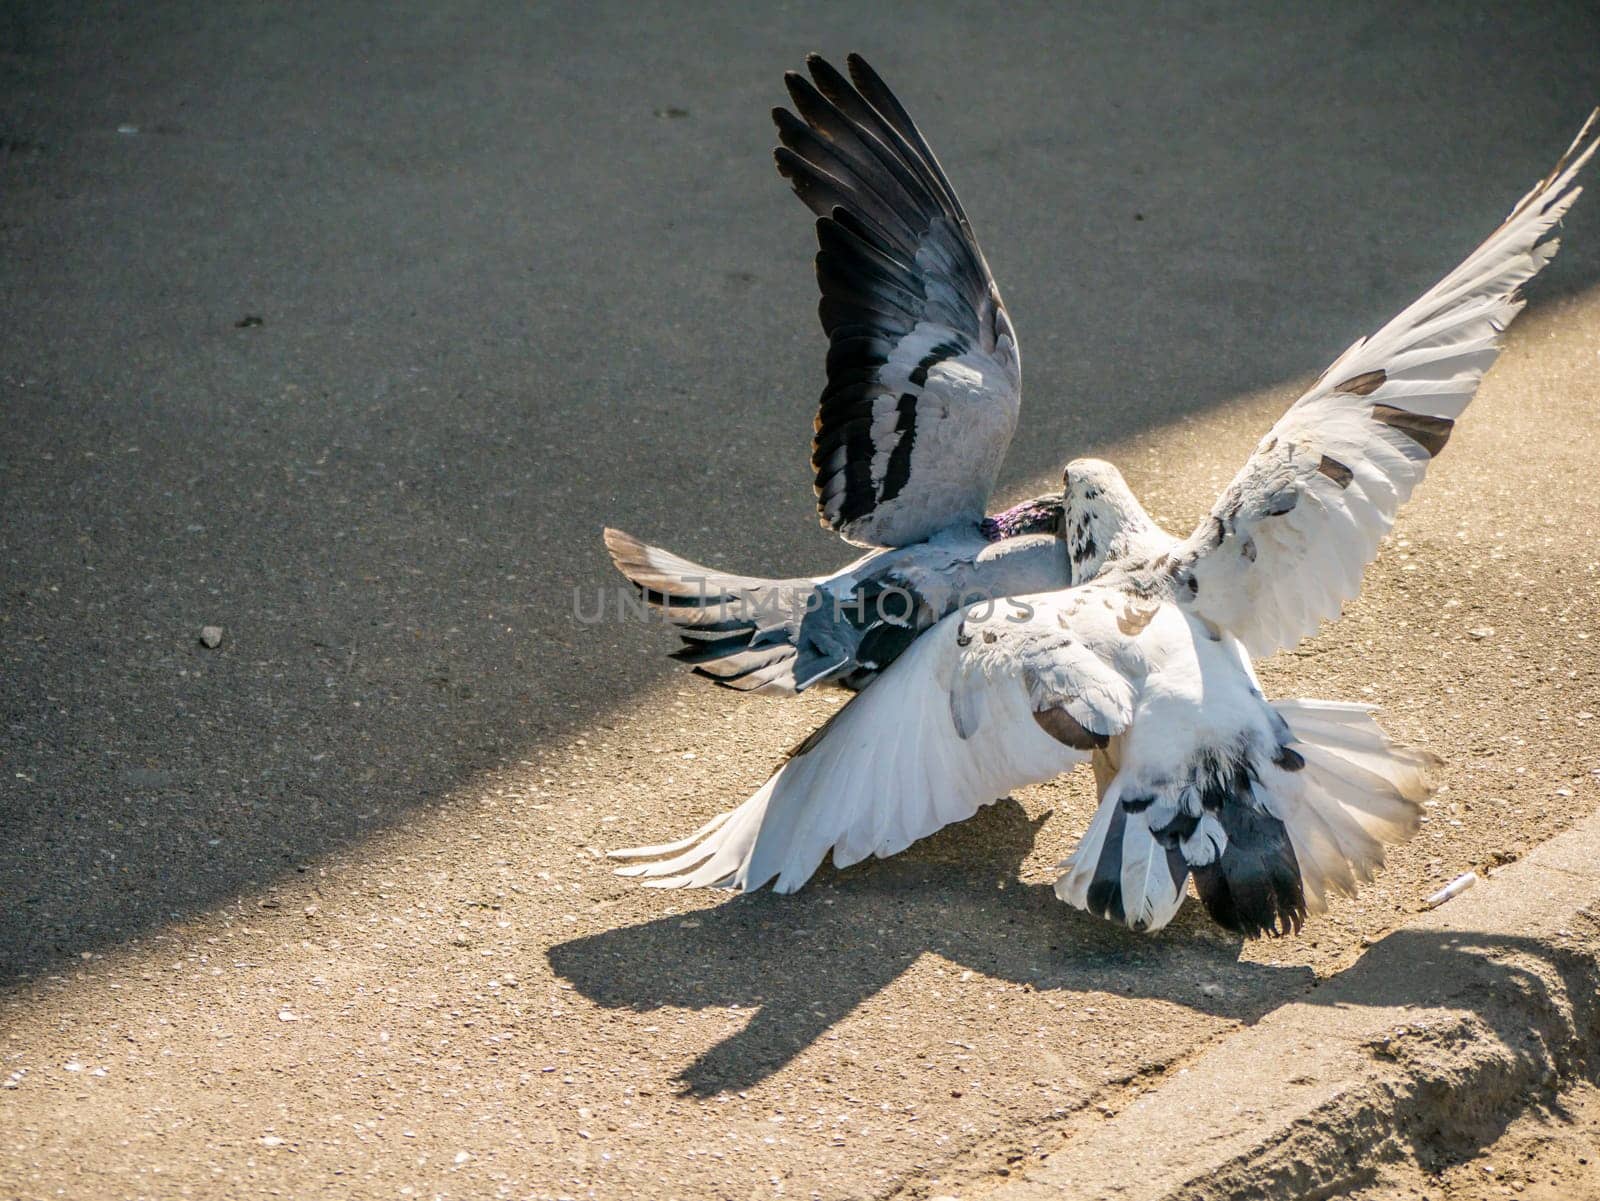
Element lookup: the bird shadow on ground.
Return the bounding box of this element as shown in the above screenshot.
[552,799,1600,1101]
[548,798,1316,1095]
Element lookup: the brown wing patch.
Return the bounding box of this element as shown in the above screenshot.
[1336,369,1387,396]
[1316,454,1354,488]
[1117,600,1160,636]
[1054,595,1086,626]
[1033,707,1109,750]
[1371,404,1454,456]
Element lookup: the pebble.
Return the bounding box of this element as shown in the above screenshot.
[1467,627,1494,640]
[199,625,224,648]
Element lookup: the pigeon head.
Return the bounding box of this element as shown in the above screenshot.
[1061,458,1162,583]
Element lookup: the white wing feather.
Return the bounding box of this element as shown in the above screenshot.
[610,598,1132,892]
[1178,113,1599,657]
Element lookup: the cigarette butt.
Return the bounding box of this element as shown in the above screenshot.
[1423,871,1478,910]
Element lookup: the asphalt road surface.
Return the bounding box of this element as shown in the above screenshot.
[4,3,1600,1198]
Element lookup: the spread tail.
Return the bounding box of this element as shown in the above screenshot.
[1258,698,1435,913]
[1056,699,1436,938]
[1191,700,1436,937]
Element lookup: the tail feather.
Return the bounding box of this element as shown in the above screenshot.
[1295,746,1426,842]
[1189,795,1307,937]
[1268,793,1364,908]
[1054,777,1189,934]
[604,527,813,693]
[1262,698,1435,917]
[1116,818,1189,933]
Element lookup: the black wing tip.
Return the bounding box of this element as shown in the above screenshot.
[772,145,812,187]
[804,53,852,91]
[771,108,806,157]
[784,69,823,107]
[799,51,881,93]
[804,51,855,80]
[844,54,888,95]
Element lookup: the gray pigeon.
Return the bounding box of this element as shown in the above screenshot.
[606,55,1075,694]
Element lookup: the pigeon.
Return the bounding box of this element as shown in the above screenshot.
[612,106,1599,938]
[606,55,1073,695]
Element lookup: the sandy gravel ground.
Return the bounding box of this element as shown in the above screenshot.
[4,4,1600,1199]
[1353,1082,1600,1201]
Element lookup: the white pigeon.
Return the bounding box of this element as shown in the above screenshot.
[613,104,1600,939]
[607,55,1074,695]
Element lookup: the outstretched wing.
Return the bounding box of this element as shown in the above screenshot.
[776,54,1022,549]
[609,595,1132,892]
[1174,113,1599,657]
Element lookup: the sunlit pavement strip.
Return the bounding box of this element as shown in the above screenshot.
[3,298,1600,1200]
[989,806,1600,1201]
